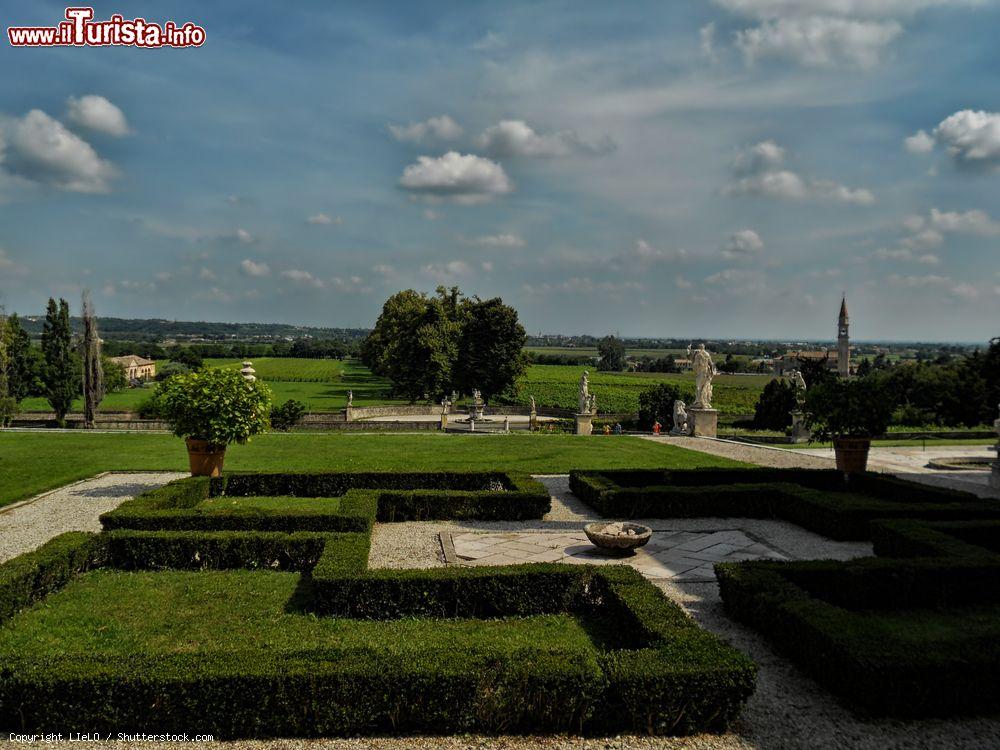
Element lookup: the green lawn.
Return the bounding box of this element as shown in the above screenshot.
[0,432,741,508]
[0,569,593,656]
[783,438,998,450]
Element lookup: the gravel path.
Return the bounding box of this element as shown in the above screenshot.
[642,435,836,469]
[0,471,186,562]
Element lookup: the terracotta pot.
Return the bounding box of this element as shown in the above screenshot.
[185,438,227,477]
[833,437,871,474]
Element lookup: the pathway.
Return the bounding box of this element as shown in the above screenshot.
[0,472,186,562]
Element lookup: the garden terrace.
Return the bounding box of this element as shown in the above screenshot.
[0,530,756,737]
[568,468,1000,540]
[100,471,550,532]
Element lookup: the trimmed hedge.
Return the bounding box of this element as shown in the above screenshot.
[0,532,103,624]
[872,518,1000,559]
[102,472,549,532]
[104,530,333,571]
[716,558,1000,716]
[569,468,1000,540]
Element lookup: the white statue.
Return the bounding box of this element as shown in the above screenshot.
[691,344,716,409]
[790,369,807,407]
[671,400,689,435]
[588,393,597,415]
[578,371,590,414]
[529,396,536,414]
[347,390,353,407]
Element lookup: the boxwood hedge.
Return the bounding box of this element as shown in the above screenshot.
[569,468,999,540]
[101,471,550,532]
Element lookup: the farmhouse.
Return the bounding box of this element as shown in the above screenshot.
[109,355,156,382]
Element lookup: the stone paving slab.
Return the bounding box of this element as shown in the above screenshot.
[447,528,788,582]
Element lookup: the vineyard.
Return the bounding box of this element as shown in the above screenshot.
[507,365,772,416]
[204,357,345,383]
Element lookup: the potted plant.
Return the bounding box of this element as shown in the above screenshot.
[155,368,272,477]
[804,378,892,474]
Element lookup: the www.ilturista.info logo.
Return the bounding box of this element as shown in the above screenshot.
[8,7,206,48]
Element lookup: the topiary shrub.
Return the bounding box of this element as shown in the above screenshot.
[270,399,307,431]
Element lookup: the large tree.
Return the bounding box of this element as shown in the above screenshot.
[41,297,79,426]
[3,313,34,403]
[362,287,526,403]
[454,296,527,402]
[81,291,105,429]
[596,335,626,372]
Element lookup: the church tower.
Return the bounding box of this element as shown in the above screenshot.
[837,295,850,377]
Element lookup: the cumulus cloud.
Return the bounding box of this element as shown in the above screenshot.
[475,120,615,158]
[399,151,513,204]
[240,259,270,277]
[904,129,935,154]
[700,23,717,58]
[388,115,463,144]
[468,233,525,248]
[420,260,473,282]
[522,278,644,297]
[931,110,1000,169]
[65,95,130,137]
[874,247,940,265]
[724,140,874,205]
[307,213,342,225]
[888,273,980,299]
[714,1,986,19]
[1,109,117,192]
[722,229,764,259]
[608,239,687,271]
[281,269,325,288]
[736,17,902,68]
[911,207,1000,236]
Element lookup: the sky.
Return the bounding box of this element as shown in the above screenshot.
[0,0,999,342]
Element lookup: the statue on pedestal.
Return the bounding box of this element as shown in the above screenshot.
[347,390,353,408]
[671,400,689,435]
[690,344,716,409]
[578,371,590,415]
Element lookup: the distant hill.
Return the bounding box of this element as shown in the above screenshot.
[15,316,369,342]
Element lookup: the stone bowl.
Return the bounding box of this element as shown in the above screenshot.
[584,522,653,556]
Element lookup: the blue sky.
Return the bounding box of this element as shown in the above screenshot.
[1,0,999,341]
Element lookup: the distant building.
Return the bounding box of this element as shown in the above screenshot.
[110,355,156,382]
[772,297,852,377]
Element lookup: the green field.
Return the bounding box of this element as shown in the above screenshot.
[525,346,689,358]
[20,358,405,414]
[510,365,773,416]
[0,432,741,509]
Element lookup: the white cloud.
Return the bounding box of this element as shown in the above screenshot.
[231,228,255,244]
[388,115,463,144]
[399,151,513,204]
[874,247,941,265]
[307,213,342,226]
[725,140,874,204]
[281,269,325,288]
[736,17,902,69]
[468,233,525,248]
[722,229,764,259]
[700,23,717,58]
[909,207,1000,236]
[240,259,270,277]
[65,95,130,137]
[198,267,217,281]
[675,275,693,289]
[931,110,1000,169]
[612,239,687,269]
[1,109,117,192]
[905,129,935,154]
[472,31,505,51]
[705,268,763,285]
[423,209,442,221]
[522,277,644,297]
[475,119,614,158]
[887,273,980,299]
[481,261,495,272]
[714,0,985,20]
[420,260,473,282]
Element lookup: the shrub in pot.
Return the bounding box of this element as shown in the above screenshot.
[804,378,892,474]
[155,368,271,476]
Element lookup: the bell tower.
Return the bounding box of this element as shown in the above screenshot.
[837,295,850,378]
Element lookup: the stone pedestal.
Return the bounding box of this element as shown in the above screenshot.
[575,413,593,436]
[343,407,354,423]
[439,413,448,431]
[529,411,538,432]
[789,410,810,444]
[688,407,718,438]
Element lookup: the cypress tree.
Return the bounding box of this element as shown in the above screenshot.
[41,297,77,426]
[81,291,104,429]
